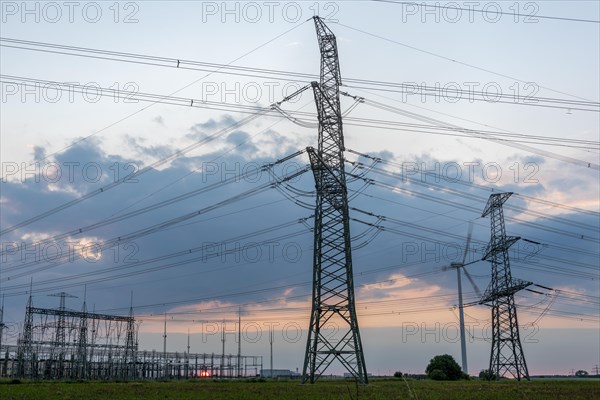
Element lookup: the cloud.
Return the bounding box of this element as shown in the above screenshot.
[32,145,46,162]
[226,131,259,153]
[125,135,174,161]
[153,115,165,126]
[1,117,597,375]
[187,115,237,141]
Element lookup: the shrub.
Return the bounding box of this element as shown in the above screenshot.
[429,369,448,381]
[479,369,497,381]
[425,354,463,381]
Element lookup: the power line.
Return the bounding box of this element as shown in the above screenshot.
[1,165,311,279]
[3,75,597,153]
[0,20,310,179]
[0,78,313,237]
[2,37,598,112]
[334,21,597,102]
[0,112,263,236]
[348,168,600,244]
[348,93,600,170]
[346,154,599,232]
[373,1,600,24]
[347,148,599,217]
[0,151,307,260]
[0,222,311,293]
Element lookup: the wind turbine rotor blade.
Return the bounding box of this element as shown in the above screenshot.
[462,221,474,265]
[463,267,482,297]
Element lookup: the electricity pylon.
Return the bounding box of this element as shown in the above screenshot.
[479,192,531,380]
[302,16,368,384]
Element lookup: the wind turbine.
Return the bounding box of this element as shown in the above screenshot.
[444,222,482,376]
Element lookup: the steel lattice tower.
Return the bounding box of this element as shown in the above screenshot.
[124,297,137,378]
[49,291,77,378]
[77,296,88,378]
[479,192,531,380]
[302,16,368,384]
[17,292,34,378]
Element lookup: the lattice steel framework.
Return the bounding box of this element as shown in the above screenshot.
[4,296,264,380]
[479,192,531,381]
[48,292,77,378]
[302,16,368,384]
[15,295,137,379]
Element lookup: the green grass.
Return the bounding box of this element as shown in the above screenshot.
[0,378,598,400]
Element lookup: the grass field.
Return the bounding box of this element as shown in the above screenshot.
[1,378,599,400]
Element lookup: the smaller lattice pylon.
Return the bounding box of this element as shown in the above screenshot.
[48,292,77,348]
[77,288,88,379]
[124,293,137,379]
[48,292,77,378]
[478,192,531,381]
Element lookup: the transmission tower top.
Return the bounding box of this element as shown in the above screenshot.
[482,192,513,218]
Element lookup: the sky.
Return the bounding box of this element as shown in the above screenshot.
[0,1,599,377]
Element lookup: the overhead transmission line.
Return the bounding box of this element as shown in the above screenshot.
[16,74,597,153]
[333,22,598,102]
[356,178,600,272]
[1,240,441,299]
[103,98,316,222]
[3,77,595,242]
[3,75,597,153]
[4,139,596,285]
[25,226,588,323]
[341,92,600,170]
[372,1,600,24]
[0,163,312,279]
[0,150,307,260]
[0,219,313,293]
[0,112,261,235]
[347,167,600,243]
[6,171,596,295]
[100,273,599,324]
[2,34,596,328]
[0,79,312,237]
[5,145,596,287]
[346,154,599,234]
[349,206,599,280]
[101,265,451,314]
[346,148,600,217]
[346,187,599,281]
[3,76,596,154]
[0,19,310,181]
[2,37,598,112]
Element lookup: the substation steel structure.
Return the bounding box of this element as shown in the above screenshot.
[3,293,263,379]
[14,291,137,379]
[479,192,531,381]
[302,17,368,384]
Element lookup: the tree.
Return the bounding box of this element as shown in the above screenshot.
[393,371,403,378]
[425,354,463,381]
[575,370,589,377]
